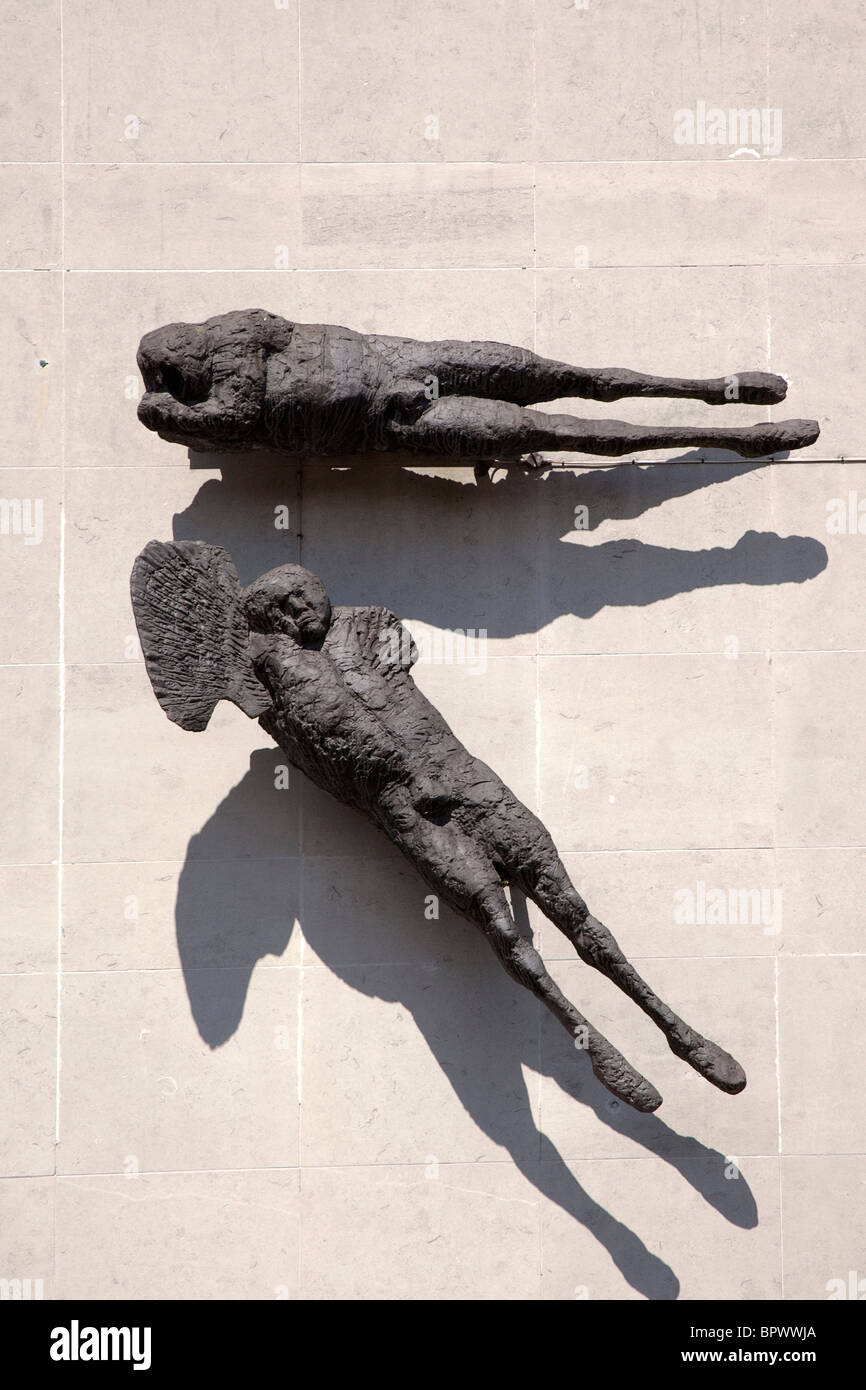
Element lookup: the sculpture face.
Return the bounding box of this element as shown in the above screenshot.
[242,564,332,644]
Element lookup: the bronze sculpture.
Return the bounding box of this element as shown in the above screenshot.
[131,539,748,1113]
[136,309,819,462]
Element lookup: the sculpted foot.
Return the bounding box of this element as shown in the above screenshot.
[737,419,820,457]
[703,371,789,405]
[587,1039,663,1112]
[667,1029,747,1095]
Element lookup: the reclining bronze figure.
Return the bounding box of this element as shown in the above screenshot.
[136,309,819,462]
[131,539,748,1113]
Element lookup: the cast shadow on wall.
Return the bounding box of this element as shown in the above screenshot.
[177,756,759,1303]
[173,455,827,633]
[168,457,812,1298]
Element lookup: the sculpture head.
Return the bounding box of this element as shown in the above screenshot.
[242,564,332,645]
[136,309,292,448]
[137,319,214,405]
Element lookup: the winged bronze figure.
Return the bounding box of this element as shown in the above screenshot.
[131,539,748,1113]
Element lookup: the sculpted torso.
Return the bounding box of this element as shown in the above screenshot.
[252,604,495,833]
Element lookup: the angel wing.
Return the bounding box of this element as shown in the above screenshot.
[324,605,458,749]
[130,540,272,731]
[325,604,419,682]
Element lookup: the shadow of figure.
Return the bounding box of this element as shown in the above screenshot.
[166,455,815,1297]
[177,753,759,1302]
[173,456,827,636]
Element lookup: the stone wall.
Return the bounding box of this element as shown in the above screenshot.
[2,0,863,1301]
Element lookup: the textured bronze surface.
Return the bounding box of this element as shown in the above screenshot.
[131,539,749,1113]
[137,310,819,461]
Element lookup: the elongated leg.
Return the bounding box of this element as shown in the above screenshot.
[387,394,819,460]
[513,855,746,1095]
[377,793,663,1111]
[369,334,788,406]
[471,885,663,1112]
